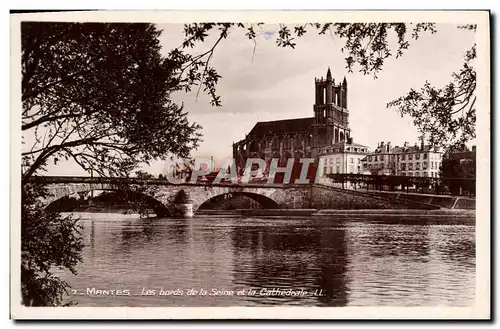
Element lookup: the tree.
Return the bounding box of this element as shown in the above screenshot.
[21,22,203,306]
[387,39,476,150]
[21,184,84,306]
[439,147,476,196]
[22,22,202,181]
[20,21,478,306]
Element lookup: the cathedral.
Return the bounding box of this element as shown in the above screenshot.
[232,67,363,174]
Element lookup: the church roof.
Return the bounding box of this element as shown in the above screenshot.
[248,117,315,136]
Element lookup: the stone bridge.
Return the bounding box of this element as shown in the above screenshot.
[29,176,438,216]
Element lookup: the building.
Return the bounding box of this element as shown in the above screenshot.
[319,140,370,175]
[232,67,369,175]
[361,141,396,175]
[362,141,443,177]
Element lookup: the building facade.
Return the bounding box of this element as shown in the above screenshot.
[319,141,370,175]
[232,67,368,174]
[362,141,443,177]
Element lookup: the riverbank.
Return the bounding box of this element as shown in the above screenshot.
[199,208,475,218]
[201,208,475,225]
[66,208,475,224]
[354,190,475,210]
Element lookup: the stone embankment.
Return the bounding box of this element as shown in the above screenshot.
[361,190,475,210]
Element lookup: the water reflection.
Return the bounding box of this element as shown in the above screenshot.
[60,213,475,307]
[230,222,348,306]
[363,224,430,259]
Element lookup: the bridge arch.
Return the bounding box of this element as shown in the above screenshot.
[197,191,279,211]
[43,185,170,217]
[187,186,286,213]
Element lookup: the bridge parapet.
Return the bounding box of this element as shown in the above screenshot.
[29,176,309,189]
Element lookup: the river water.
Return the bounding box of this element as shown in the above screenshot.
[57,212,475,307]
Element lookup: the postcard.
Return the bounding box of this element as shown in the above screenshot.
[10,10,490,319]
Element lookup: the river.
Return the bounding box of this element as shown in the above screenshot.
[57,212,475,307]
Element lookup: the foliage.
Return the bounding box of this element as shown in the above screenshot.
[22,22,202,181]
[327,173,474,196]
[175,22,476,150]
[118,170,168,218]
[171,23,436,106]
[21,23,201,306]
[440,155,476,179]
[21,184,84,306]
[387,43,476,150]
[19,20,477,306]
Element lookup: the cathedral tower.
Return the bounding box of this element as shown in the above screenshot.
[312,68,350,156]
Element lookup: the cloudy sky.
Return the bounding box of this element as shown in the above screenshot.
[40,22,476,176]
[148,23,475,173]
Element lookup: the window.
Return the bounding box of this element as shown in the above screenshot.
[374,156,377,162]
[416,153,420,160]
[380,155,384,161]
[408,172,413,176]
[368,156,372,162]
[416,162,420,170]
[423,153,428,159]
[415,172,419,177]
[424,172,428,177]
[401,163,406,170]
[401,172,406,176]
[409,154,413,160]
[423,162,428,169]
[431,162,434,169]
[402,154,406,160]
[409,163,413,170]
[350,158,354,164]
[336,158,340,164]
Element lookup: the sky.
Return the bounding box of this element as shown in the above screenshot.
[37,22,476,176]
[151,23,476,173]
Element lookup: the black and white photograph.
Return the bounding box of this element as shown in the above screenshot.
[10,10,490,319]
